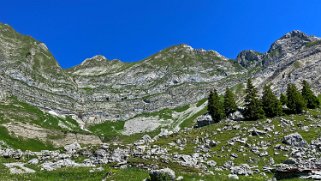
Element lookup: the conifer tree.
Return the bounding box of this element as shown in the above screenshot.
[280,93,287,106]
[262,85,283,117]
[208,91,215,119]
[286,83,306,114]
[244,79,265,120]
[207,89,225,123]
[301,80,320,109]
[224,87,237,116]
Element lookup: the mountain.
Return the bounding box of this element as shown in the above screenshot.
[0,23,246,126]
[237,30,321,93]
[67,44,245,123]
[1,23,321,130]
[2,23,321,180]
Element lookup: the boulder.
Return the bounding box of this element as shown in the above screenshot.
[142,134,153,143]
[28,158,39,165]
[149,168,176,181]
[206,160,217,167]
[228,174,239,180]
[231,164,253,175]
[177,154,198,167]
[64,142,81,154]
[249,127,267,136]
[282,133,307,147]
[228,110,244,121]
[195,114,213,128]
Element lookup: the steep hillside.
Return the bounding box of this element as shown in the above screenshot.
[67,44,245,123]
[1,23,321,132]
[0,23,78,116]
[237,30,321,94]
[0,23,246,126]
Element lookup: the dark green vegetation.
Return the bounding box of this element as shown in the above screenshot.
[262,85,283,117]
[301,80,320,109]
[286,83,307,114]
[208,79,319,122]
[244,79,265,120]
[207,87,237,123]
[223,87,237,116]
[207,90,225,123]
[280,93,287,105]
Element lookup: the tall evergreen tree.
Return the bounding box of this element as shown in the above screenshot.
[286,83,306,114]
[301,80,320,109]
[207,89,225,123]
[208,91,215,120]
[261,85,283,117]
[280,93,287,106]
[244,79,265,120]
[224,87,237,116]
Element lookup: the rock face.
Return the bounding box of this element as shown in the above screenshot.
[0,23,245,124]
[237,50,263,68]
[238,30,321,95]
[1,23,321,127]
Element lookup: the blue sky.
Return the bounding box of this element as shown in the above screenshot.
[1,0,321,68]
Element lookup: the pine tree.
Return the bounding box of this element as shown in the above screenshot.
[244,79,265,120]
[280,93,287,106]
[301,80,320,109]
[224,87,237,116]
[261,85,283,117]
[286,83,306,114]
[207,89,225,123]
[208,91,215,120]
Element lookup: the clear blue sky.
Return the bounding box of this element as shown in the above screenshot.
[1,0,321,68]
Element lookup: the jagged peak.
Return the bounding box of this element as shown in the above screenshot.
[280,30,308,40]
[267,30,318,56]
[236,50,263,68]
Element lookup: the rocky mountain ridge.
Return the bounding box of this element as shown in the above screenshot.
[1,23,321,128]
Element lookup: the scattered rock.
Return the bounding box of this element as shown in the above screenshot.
[228,174,239,180]
[282,133,307,147]
[195,114,213,128]
[231,164,253,175]
[228,110,244,121]
[28,158,39,165]
[206,160,217,167]
[149,168,176,181]
[64,142,81,154]
[249,127,267,136]
[4,162,36,174]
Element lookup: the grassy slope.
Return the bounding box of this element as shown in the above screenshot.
[130,108,321,181]
[0,97,85,151]
[0,99,316,180]
[88,103,197,144]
